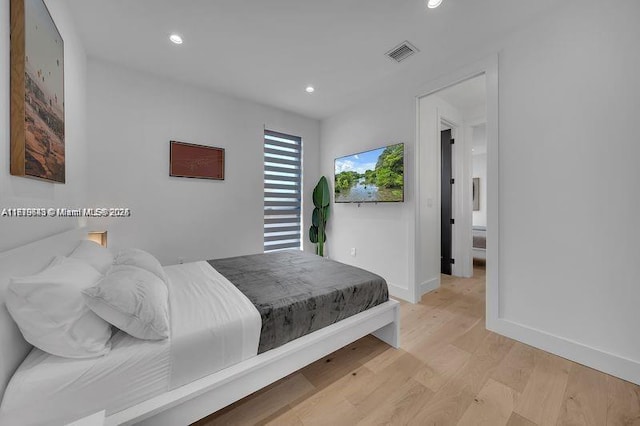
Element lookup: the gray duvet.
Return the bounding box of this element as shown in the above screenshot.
[208,250,389,353]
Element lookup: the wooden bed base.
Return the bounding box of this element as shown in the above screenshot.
[109,299,400,425]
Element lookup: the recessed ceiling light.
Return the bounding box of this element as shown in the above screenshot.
[305,86,315,93]
[169,34,183,45]
[427,0,443,8]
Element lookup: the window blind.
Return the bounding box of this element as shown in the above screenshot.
[264,130,302,252]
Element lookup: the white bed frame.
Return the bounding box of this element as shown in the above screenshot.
[0,228,400,426]
[472,226,487,261]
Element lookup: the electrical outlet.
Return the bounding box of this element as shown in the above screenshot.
[350,248,356,257]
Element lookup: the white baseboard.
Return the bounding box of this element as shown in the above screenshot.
[420,277,440,298]
[488,317,640,386]
[388,282,417,303]
[388,278,439,304]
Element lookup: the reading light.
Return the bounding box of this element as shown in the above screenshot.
[87,231,108,248]
[305,86,315,93]
[169,34,183,45]
[427,0,443,8]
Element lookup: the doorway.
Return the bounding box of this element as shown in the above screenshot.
[415,73,488,297]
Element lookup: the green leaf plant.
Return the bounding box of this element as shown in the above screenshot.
[309,176,330,256]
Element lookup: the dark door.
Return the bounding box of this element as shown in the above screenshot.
[441,129,453,275]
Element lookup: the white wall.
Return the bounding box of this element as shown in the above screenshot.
[86,59,320,265]
[495,0,640,382]
[0,0,88,252]
[321,87,416,302]
[322,0,640,383]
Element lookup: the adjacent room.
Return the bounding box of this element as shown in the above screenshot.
[1,0,639,425]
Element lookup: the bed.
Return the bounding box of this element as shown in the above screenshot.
[0,228,399,426]
[472,226,487,261]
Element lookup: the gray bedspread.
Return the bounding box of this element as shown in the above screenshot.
[473,235,486,249]
[208,251,389,353]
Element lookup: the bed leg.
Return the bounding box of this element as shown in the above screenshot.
[372,304,400,348]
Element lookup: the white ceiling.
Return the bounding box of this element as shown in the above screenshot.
[65,0,558,120]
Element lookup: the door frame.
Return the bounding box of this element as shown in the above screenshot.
[411,54,499,331]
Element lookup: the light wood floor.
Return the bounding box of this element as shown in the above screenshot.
[194,266,640,426]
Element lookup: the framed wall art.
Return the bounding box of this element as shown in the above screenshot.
[472,177,480,211]
[10,0,65,183]
[170,141,225,180]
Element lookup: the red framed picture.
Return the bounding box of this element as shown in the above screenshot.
[170,141,225,180]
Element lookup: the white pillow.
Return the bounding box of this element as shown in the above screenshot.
[114,248,169,285]
[6,257,113,358]
[82,265,170,340]
[69,240,114,274]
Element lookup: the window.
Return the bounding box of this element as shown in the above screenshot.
[264,130,302,252]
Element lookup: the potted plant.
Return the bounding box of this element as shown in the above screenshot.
[309,176,330,256]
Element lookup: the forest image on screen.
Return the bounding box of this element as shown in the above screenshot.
[334,143,404,203]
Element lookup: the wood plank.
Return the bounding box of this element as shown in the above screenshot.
[195,373,314,425]
[359,343,406,374]
[491,342,537,393]
[448,296,485,319]
[401,302,456,342]
[606,375,640,426]
[409,333,513,424]
[346,352,423,411]
[452,316,490,353]
[300,337,381,389]
[455,332,515,394]
[457,379,519,426]
[414,343,471,392]
[263,408,304,426]
[291,367,367,426]
[514,352,571,426]
[557,363,608,426]
[407,379,476,425]
[356,378,434,425]
[420,287,461,307]
[296,397,362,426]
[351,336,399,371]
[506,412,538,426]
[408,311,481,361]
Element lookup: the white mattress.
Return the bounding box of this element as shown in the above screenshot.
[167,261,261,389]
[0,262,261,426]
[0,331,171,425]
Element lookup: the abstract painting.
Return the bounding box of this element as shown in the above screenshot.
[11,0,65,183]
[170,141,225,180]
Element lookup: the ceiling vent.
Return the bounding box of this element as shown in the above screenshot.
[385,41,419,63]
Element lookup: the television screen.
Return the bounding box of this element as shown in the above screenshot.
[334,143,404,203]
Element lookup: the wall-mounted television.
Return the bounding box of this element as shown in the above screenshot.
[334,143,404,203]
